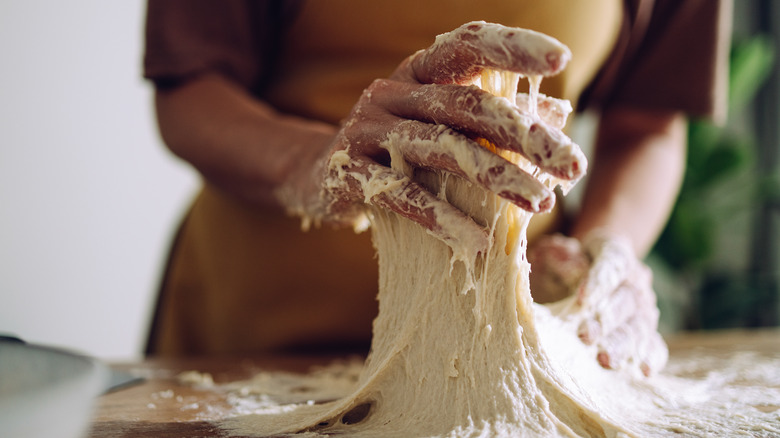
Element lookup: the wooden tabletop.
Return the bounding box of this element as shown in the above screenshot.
[89,355,342,437]
[87,329,779,438]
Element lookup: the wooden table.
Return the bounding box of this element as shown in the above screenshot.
[88,329,779,437]
[89,355,342,437]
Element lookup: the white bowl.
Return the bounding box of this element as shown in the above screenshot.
[0,339,108,438]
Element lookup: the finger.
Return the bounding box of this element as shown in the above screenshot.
[384,120,555,213]
[638,332,669,377]
[577,319,601,346]
[596,314,661,373]
[370,80,586,180]
[367,164,490,253]
[576,234,635,307]
[582,262,658,342]
[595,316,642,370]
[409,21,571,85]
[529,235,589,304]
[578,281,640,345]
[328,153,489,253]
[515,93,573,129]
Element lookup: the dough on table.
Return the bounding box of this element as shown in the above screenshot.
[221,25,780,438]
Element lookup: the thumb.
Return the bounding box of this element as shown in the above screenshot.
[576,231,635,307]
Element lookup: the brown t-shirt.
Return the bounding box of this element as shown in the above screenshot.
[145,0,729,120]
[143,0,730,356]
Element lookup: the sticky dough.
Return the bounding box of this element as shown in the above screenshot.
[222,31,779,438]
[223,53,629,436]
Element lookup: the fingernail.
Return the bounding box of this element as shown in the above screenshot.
[545,52,562,71]
[577,320,599,345]
[597,351,613,369]
[537,193,555,212]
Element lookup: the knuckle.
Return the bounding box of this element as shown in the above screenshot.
[451,84,485,112]
[342,120,363,142]
[364,78,390,97]
[453,21,484,41]
[353,79,391,112]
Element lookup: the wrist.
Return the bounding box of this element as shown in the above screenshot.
[273,131,333,228]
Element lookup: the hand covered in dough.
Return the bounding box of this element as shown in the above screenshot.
[528,232,668,376]
[319,22,587,251]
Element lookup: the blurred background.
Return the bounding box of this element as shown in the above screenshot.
[0,1,777,360]
[0,1,198,359]
[651,0,779,334]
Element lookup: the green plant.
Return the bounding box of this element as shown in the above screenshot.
[651,35,775,330]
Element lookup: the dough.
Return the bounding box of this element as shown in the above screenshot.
[222,26,779,438]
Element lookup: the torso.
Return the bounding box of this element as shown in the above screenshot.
[265,0,623,124]
[153,0,624,355]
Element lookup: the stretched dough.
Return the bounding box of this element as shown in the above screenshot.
[222,39,632,433]
[222,27,779,438]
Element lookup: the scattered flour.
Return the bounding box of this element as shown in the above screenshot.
[177,370,215,388]
[207,24,780,437]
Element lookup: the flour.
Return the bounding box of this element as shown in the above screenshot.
[212,332,779,436]
[219,181,780,436]
[220,24,779,437]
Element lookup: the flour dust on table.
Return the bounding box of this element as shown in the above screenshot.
[220,24,780,437]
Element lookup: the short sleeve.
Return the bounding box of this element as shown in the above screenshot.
[581,0,732,123]
[143,0,279,90]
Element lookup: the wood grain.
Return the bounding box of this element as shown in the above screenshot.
[87,329,779,437]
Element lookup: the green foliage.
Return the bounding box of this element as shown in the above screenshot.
[651,35,775,329]
[697,272,779,329]
[728,36,775,112]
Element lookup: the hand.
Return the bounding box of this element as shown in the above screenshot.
[317,22,586,252]
[528,234,590,304]
[529,232,669,376]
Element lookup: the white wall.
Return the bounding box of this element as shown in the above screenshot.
[0,1,198,359]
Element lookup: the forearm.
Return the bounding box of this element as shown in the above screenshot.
[154,73,337,209]
[570,106,687,257]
